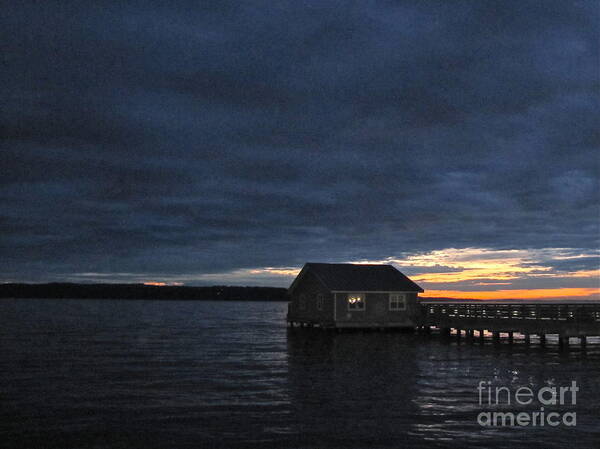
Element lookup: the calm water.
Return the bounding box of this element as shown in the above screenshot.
[1,299,599,448]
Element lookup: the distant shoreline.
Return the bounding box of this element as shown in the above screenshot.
[0,283,289,301]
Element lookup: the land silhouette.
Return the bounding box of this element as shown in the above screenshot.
[0,283,288,301]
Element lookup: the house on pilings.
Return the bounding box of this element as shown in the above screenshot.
[287,263,424,329]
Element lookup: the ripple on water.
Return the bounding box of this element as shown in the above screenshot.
[1,299,599,449]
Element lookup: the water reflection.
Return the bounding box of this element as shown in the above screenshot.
[286,328,421,447]
[1,300,599,449]
[286,329,600,448]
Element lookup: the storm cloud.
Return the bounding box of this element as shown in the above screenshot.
[1,1,599,285]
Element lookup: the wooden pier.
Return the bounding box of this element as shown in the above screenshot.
[418,301,600,348]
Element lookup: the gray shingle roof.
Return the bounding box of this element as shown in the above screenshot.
[300,263,424,292]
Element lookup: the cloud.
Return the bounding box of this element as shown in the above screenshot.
[522,255,600,273]
[1,1,598,287]
[345,248,600,295]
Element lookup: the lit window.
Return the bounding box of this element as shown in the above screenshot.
[317,293,324,311]
[389,293,406,311]
[347,293,365,311]
[299,294,306,310]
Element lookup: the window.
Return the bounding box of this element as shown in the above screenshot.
[299,294,306,311]
[347,293,365,311]
[389,293,406,311]
[316,293,324,311]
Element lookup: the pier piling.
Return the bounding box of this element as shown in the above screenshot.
[418,301,599,351]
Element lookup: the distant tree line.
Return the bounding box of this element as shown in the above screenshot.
[0,283,289,301]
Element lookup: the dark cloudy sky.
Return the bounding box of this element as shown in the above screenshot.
[2,1,599,297]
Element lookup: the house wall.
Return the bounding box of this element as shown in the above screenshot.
[333,292,419,328]
[287,271,334,325]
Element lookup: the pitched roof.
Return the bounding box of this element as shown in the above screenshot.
[294,263,424,292]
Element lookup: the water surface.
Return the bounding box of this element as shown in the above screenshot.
[1,299,599,448]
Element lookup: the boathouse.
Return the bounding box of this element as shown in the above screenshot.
[287,263,424,329]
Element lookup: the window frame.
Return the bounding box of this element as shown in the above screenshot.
[316,293,324,311]
[389,293,407,311]
[347,293,366,311]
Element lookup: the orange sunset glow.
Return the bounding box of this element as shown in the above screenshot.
[424,288,600,301]
[337,247,600,301]
[143,281,183,286]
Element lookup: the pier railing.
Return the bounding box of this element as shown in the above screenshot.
[419,301,600,338]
